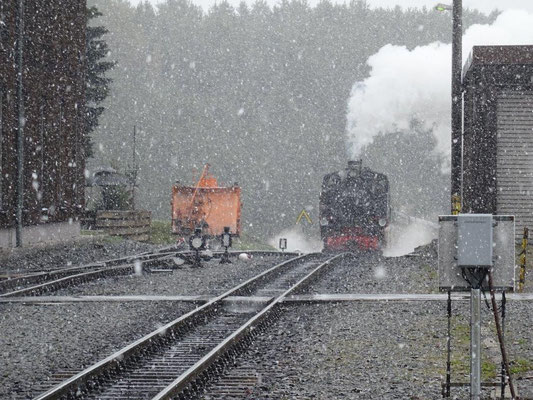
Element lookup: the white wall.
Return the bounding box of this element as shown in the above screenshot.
[0,221,81,249]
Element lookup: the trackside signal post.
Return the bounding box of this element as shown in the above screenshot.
[189,228,206,267]
[438,215,515,399]
[220,226,232,264]
[279,238,287,252]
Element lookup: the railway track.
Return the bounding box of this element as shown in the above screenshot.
[0,249,295,298]
[0,250,178,297]
[32,252,346,400]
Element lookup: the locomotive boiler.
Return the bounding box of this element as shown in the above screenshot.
[319,160,390,251]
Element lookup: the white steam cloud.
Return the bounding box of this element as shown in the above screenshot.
[384,219,438,257]
[346,10,533,160]
[269,227,323,253]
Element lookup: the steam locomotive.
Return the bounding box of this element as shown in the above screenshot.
[319,161,390,251]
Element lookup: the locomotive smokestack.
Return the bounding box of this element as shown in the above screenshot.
[347,160,362,176]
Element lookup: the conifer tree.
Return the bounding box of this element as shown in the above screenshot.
[85,6,115,157]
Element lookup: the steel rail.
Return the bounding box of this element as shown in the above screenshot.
[0,252,187,297]
[0,263,105,294]
[152,252,347,400]
[0,249,177,294]
[142,250,298,271]
[1,249,294,296]
[33,253,312,400]
[0,265,137,298]
[1,248,291,282]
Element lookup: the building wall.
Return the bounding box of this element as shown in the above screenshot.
[0,220,81,249]
[495,90,533,240]
[0,0,86,234]
[463,62,533,214]
[462,46,533,240]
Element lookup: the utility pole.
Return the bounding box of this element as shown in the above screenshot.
[133,125,136,172]
[16,0,25,247]
[131,125,137,209]
[451,0,462,215]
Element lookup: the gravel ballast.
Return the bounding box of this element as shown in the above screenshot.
[202,300,533,399]
[0,301,195,399]
[310,251,439,294]
[0,247,293,399]
[0,237,160,274]
[197,244,532,399]
[2,238,532,399]
[53,254,293,297]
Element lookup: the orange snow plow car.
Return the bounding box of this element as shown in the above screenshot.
[171,164,241,237]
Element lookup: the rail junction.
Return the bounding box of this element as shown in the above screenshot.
[1,246,532,400]
[28,253,344,399]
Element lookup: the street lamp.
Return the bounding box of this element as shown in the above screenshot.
[436,3,464,397]
[435,1,462,216]
[434,3,452,11]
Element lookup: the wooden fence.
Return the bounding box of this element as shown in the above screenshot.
[95,210,151,241]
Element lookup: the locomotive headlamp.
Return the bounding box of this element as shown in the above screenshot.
[378,218,387,227]
[279,238,287,252]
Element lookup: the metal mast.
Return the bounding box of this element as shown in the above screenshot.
[16,0,25,247]
[451,0,462,214]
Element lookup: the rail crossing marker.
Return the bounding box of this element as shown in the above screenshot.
[296,209,312,225]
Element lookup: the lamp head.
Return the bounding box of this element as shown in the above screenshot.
[435,3,452,11]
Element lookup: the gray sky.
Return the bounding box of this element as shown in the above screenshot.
[128,0,533,14]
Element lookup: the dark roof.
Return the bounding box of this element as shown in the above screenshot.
[463,45,533,79]
[86,169,131,187]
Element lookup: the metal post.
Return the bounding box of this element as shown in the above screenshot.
[470,287,481,400]
[446,290,452,398]
[15,0,25,247]
[451,0,463,214]
[518,227,528,292]
[133,125,136,171]
[500,291,506,399]
[131,125,136,210]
